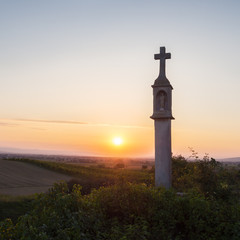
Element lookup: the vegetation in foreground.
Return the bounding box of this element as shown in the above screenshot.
[0,195,33,224]
[1,155,240,239]
[1,182,240,240]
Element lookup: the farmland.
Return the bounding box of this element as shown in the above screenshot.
[0,159,71,196]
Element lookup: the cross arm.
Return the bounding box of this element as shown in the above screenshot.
[154,53,171,60]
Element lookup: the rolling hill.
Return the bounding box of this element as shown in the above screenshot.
[0,159,71,196]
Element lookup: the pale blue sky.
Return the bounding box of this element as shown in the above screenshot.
[0,0,240,158]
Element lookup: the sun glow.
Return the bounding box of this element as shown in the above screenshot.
[113,137,123,146]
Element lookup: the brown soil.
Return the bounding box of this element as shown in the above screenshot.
[0,160,71,196]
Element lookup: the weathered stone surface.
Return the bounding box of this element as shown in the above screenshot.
[154,46,171,85]
[151,47,173,188]
[154,120,172,188]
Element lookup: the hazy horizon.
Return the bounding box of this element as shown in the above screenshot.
[1,146,240,162]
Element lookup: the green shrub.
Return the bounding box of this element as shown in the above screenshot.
[0,218,14,240]
[1,182,240,240]
[172,155,238,201]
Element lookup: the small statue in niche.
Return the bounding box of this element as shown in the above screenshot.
[159,92,165,111]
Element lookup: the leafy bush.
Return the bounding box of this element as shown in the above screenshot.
[1,182,240,240]
[172,155,239,201]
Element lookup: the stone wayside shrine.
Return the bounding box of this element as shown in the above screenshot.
[151,46,174,189]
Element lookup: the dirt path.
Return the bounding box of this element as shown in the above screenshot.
[0,160,72,196]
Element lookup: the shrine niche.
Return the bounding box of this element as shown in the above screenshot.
[156,90,167,111]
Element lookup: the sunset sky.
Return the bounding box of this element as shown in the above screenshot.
[0,0,240,159]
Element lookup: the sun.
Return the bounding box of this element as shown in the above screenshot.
[113,137,123,146]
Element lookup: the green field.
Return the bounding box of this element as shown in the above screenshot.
[1,156,240,239]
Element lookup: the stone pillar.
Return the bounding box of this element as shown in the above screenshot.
[151,47,174,189]
[154,119,172,188]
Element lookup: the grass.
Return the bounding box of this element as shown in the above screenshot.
[0,195,34,223]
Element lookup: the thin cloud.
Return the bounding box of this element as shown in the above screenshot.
[8,118,151,129]
[93,123,151,129]
[15,118,87,125]
[0,122,19,127]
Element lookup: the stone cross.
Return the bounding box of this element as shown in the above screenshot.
[154,47,171,80]
[151,46,174,189]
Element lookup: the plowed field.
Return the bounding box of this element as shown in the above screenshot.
[0,160,71,196]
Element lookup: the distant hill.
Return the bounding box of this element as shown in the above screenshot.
[217,157,240,163]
